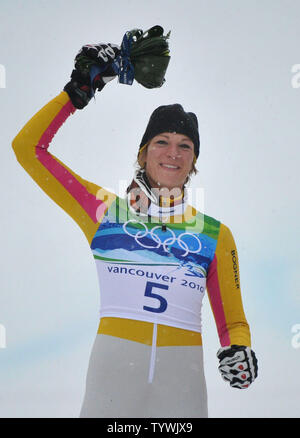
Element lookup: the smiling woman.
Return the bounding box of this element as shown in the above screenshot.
[138,103,199,188]
[140,132,195,190]
[12,42,257,418]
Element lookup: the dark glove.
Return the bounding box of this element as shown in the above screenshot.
[217,345,258,389]
[64,43,120,109]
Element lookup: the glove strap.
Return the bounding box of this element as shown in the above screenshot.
[112,32,135,85]
[80,34,135,92]
[89,64,106,97]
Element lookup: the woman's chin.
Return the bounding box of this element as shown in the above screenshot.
[146,171,184,191]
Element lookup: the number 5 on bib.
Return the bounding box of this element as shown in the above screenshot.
[143,281,169,313]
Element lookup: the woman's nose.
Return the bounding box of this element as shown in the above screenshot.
[166,143,181,159]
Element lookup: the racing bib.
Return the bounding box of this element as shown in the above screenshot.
[91,213,218,333]
[95,260,206,333]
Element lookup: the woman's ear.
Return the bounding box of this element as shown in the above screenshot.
[138,146,148,169]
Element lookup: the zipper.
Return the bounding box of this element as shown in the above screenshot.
[148,323,157,383]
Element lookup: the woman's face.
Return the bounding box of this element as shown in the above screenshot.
[143,132,195,191]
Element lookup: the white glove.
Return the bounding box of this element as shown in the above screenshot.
[217,345,258,389]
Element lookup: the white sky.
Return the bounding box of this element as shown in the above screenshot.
[1,0,300,418]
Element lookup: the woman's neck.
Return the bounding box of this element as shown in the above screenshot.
[144,172,184,207]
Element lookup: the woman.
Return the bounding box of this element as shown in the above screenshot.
[12,43,257,418]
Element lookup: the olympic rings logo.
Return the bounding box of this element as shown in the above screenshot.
[123,220,202,257]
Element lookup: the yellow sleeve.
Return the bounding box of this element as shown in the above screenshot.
[12,91,116,245]
[206,223,251,347]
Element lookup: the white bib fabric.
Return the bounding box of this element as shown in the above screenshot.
[95,260,206,333]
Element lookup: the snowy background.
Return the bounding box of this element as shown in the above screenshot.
[1,0,300,418]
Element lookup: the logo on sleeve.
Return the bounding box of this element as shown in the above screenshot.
[231,250,240,289]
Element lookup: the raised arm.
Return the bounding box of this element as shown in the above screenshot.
[12,43,120,245]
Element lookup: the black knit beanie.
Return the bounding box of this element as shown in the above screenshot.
[138,104,200,159]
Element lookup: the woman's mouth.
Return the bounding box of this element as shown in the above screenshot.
[160,163,180,170]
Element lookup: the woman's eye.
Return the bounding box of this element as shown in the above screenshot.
[180,144,192,149]
[156,140,168,145]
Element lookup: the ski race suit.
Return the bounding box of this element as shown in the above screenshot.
[12,91,251,418]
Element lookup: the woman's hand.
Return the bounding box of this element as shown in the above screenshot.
[64,43,120,109]
[217,345,258,389]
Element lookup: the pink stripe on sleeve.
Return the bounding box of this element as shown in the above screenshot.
[206,255,231,346]
[35,100,105,223]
